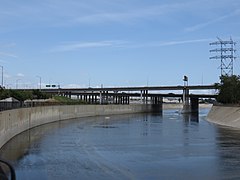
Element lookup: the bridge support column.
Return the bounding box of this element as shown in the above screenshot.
[87,95,90,104]
[120,96,123,104]
[190,97,199,114]
[94,95,97,104]
[151,96,163,113]
[113,95,116,104]
[106,91,109,104]
[181,88,199,114]
[100,91,102,104]
[146,90,148,104]
[116,96,119,104]
[141,90,143,103]
[181,88,191,114]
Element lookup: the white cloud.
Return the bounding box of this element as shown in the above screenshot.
[51,40,128,52]
[145,38,213,47]
[0,1,194,27]
[73,3,185,24]
[124,38,213,49]
[1,0,239,31]
[185,9,240,32]
[17,73,24,77]
[50,38,212,53]
[0,52,17,58]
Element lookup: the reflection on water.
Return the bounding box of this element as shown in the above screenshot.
[1,109,240,179]
[215,127,240,179]
[182,113,199,122]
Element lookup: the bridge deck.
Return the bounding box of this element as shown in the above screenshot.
[16,85,217,101]
[17,85,216,93]
[62,92,217,98]
[43,85,216,92]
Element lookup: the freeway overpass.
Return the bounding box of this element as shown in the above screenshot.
[17,84,217,113]
[36,85,216,93]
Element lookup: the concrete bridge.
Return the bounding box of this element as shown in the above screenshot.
[34,84,216,114]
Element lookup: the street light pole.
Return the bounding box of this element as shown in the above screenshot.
[36,76,42,90]
[183,75,188,87]
[0,65,3,88]
[16,79,21,89]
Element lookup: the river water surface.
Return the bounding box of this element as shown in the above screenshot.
[1,108,240,179]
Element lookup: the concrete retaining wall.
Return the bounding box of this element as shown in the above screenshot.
[0,104,152,148]
[207,105,240,128]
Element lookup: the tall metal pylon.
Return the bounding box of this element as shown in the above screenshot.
[210,37,237,76]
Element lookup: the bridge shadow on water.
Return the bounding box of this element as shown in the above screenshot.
[182,113,199,123]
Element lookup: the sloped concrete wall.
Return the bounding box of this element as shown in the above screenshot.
[207,105,240,128]
[0,104,151,148]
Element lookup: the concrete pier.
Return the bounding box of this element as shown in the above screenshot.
[181,88,199,114]
[182,87,191,113]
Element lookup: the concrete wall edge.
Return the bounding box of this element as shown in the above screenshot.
[0,104,155,148]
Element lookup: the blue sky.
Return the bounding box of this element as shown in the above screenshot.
[0,0,240,89]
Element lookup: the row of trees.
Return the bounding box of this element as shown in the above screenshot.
[0,89,50,101]
[216,75,240,104]
[0,89,86,105]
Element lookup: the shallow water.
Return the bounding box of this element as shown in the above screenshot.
[1,108,240,179]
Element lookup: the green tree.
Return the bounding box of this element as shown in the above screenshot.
[32,89,50,99]
[9,90,33,101]
[217,75,240,104]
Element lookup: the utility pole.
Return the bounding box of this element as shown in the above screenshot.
[0,65,3,88]
[16,79,21,89]
[210,37,237,76]
[36,76,42,90]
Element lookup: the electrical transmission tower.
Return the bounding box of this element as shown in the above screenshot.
[210,37,237,76]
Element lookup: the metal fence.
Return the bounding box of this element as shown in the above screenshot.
[0,101,64,112]
[0,102,22,111]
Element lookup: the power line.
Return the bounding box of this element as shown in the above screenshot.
[210,37,237,76]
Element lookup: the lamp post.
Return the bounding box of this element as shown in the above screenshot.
[183,75,188,87]
[0,65,3,88]
[182,75,189,108]
[36,76,42,90]
[16,79,21,89]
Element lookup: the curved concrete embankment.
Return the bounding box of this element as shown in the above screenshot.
[0,104,152,148]
[207,105,240,128]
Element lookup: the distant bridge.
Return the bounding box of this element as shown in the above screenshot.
[18,85,217,102]
[18,85,217,113]
[38,85,216,93]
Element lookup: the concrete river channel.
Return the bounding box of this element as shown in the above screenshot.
[1,107,240,179]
